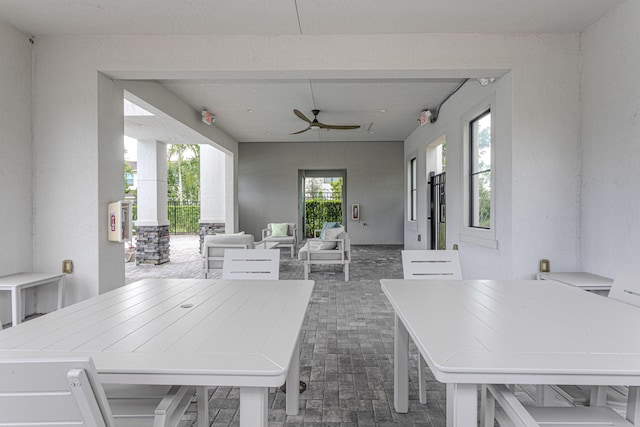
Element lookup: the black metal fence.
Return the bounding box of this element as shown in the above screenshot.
[131,200,201,234]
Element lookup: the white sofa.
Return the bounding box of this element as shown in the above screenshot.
[261,223,297,257]
[201,233,255,278]
[298,229,350,281]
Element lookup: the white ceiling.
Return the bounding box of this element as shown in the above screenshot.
[0,0,626,144]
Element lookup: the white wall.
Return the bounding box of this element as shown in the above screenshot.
[25,31,584,306]
[30,37,240,306]
[0,23,33,324]
[238,141,404,244]
[580,0,640,277]
[404,35,582,279]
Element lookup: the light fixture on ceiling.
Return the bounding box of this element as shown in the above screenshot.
[310,123,321,131]
[477,77,499,87]
[246,108,254,113]
[379,109,387,113]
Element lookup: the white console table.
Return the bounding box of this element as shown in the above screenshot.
[0,272,66,326]
[537,272,613,296]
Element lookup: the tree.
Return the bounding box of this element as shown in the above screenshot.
[167,144,200,201]
[330,177,343,200]
[305,178,324,199]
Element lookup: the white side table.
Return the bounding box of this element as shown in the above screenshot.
[537,272,612,295]
[0,272,66,326]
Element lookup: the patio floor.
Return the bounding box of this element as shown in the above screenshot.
[125,235,537,426]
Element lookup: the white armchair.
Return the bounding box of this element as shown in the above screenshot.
[298,227,350,281]
[261,222,297,257]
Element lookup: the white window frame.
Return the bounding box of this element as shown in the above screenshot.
[460,95,497,249]
[408,154,417,222]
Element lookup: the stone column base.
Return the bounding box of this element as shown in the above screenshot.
[136,225,170,265]
[199,222,225,254]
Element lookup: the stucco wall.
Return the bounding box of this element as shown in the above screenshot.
[0,23,33,324]
[579,0,640,277]
[404,35,581,279]
[25,31,585,306]
[238,141,404,244]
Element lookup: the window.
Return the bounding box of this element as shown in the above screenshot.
[409,157,417,221]
[125,172,134,186]
[469,110,491,229]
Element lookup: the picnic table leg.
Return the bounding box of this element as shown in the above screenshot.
[286,339,300,415]
[394,314,409,413]
[197,386,209,427]
[239,386,268,427]
[446,383,477,427]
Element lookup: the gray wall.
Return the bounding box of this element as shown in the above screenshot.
[238,141,404,245]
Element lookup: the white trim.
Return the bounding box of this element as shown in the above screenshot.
[407,151,418,223]
[460,94,497,246]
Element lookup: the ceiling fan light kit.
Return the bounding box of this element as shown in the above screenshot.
[291,109,361,135]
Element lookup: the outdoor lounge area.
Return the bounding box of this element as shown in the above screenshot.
[2,1,640,426]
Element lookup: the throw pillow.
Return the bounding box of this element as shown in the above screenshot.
[323,226,344,240]
[228,231,245,235]
[317,240,337,250]
[319,221,342,239]
[271,223,289,237]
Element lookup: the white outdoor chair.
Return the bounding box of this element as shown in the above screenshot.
[538,272,640,409]
[222,249,280,280]
[201,233,255,278]
[261,222,297,257]
[401,249,462,404]
[0,357,195,427]
[484,383,639,427]
[401,249,462,280]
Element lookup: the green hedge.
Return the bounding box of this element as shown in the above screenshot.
[305,199,342,237]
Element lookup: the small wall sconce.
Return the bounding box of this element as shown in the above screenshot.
[539,259,550,273]
[62,259,73,274]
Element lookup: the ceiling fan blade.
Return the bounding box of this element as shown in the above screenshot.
[293,109,312,123]
[290,126,311,135]
[322,124,361,130]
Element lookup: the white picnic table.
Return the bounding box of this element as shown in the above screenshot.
[0,278,314,427]
[381,279,640,427]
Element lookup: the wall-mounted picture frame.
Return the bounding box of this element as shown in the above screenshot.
[351,204,360,221]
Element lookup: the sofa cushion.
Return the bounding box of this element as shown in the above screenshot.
[264,235,295,244]
[298,241,345,260]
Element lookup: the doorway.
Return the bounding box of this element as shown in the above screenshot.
[427,136,446,249]
[299,170,347,238]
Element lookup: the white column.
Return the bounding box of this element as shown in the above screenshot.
[136,140,169,227]
[200,144,226,224]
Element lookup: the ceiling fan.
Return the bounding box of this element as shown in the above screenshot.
[290,109,360,134]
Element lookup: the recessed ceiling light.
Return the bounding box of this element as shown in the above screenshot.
[246,109,254,113]
[266,131,271,135]
[369,131,375,134]
[379,109,387,113]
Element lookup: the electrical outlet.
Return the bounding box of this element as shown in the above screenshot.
[417,234,421,242]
